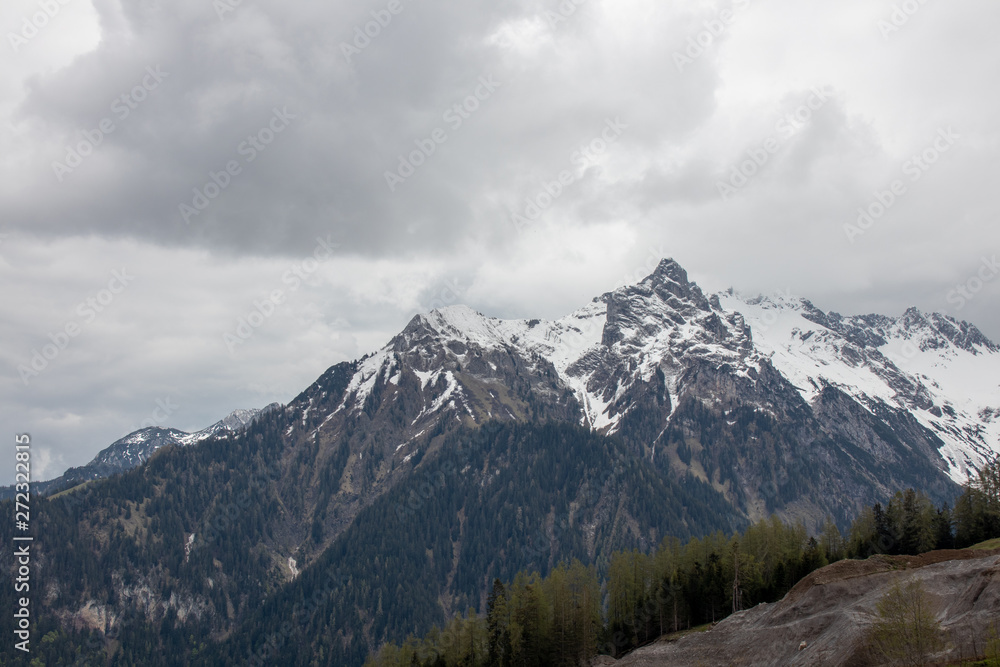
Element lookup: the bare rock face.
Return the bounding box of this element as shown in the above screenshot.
[601,549,1000,666]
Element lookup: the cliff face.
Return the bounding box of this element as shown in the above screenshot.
[598,548,1000,667]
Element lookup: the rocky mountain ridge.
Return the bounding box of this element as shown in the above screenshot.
[4,403,281,498]
[280,259,995,530]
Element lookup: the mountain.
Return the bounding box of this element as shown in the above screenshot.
[291,258,990,526]
[2,258,997,666]
[3,404,281,498]
[720,290,1000,483]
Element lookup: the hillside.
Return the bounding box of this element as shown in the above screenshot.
[597,548,1000,666]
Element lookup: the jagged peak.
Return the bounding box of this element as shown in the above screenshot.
[426,304,485,321]
[611,257,713,315]
[215,407,263,430]
[113,426,184,445]
[722,287,809,312]
[420,305,495,336]
[406,304,485,330]
[646,258,690,286]
[395,305,516,356]
[892,308,998,353]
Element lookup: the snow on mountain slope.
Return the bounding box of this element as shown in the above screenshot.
[721,291,1000,482]
[176,406,271,446]
[717,291,899,405]
[24,403,282,495]
[331,261,762,434]
[332,301,609,425]
[308,258,998,489]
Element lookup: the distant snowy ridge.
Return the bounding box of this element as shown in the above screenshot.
[10,403,282,497]
[721,291,1000,482]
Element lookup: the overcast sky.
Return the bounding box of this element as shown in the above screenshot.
[2,0,998,481]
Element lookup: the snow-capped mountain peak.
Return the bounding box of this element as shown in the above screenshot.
[721,290,1000,482]
[309,258,999,489]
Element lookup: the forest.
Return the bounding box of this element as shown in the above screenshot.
[0,410,995,667]
[364,456,1000,667]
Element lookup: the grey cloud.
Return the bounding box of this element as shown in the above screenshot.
[3,0,1000,482]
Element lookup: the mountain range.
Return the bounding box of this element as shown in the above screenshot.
[4,258,998,666]
[0,404,280,499]
[278,257,993,527]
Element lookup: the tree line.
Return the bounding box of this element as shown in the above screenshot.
[365,456,1000,667]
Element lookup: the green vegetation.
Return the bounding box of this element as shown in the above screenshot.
[969,537,1000,550]
[47,480,92,499]
[990,626,1000,666]
[1,418,996,667]
[365,456,1000,667]
[367,515,839,666]
[866,579,944,666]
[207,421,740,667]
[848,456,1000,557]
[364,563,601,667]
[946,622,1000,666]
[955,455,1000,548]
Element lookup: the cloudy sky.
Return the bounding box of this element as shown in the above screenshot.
[2,0,998,481]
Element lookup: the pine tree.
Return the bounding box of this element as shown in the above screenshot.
[486,579,511,667]
[955,456,1000,547]
[567,560,600,663]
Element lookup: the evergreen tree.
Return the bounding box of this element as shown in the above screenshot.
[954,457,1000,547]
[486,579,511,667]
